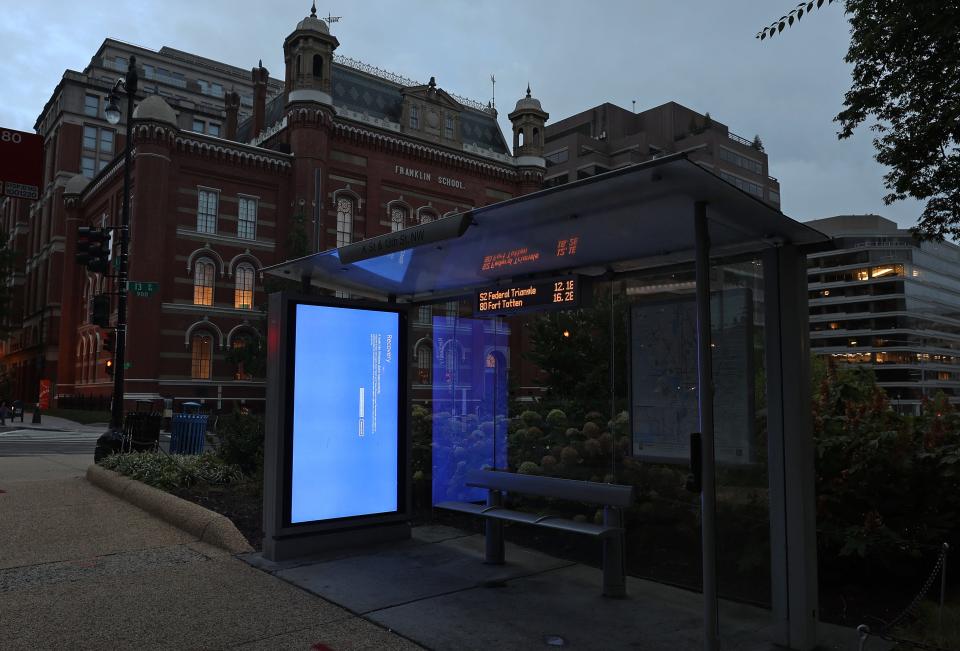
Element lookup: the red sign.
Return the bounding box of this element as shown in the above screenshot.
[0,127,43,201]
[38,379,51,410]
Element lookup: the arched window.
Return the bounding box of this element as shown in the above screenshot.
[518,129,525,147]
[193,259,215,306]
[234,263,254,309]
[419,210,436,225]
[417,342,432,384]
[191,332,213,379]
[533,128,539,145]
[231,333,253,380]
[391,205,408,232]
[336,196,354,247]
[312,54,323,79]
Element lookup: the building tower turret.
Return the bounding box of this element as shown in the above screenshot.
[508,85,548,193]
[508,84,549,158]
[283,1,339,105]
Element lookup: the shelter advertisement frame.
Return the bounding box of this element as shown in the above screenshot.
[262,292,412,560]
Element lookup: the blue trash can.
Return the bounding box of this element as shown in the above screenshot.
[169,412,208,454]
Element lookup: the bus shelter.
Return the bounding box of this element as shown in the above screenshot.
[262,153,831,651]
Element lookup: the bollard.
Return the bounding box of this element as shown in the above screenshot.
[31,403,41,424]
[940,542,950,632]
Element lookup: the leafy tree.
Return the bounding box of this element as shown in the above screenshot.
[524,290,628,422]
[225,333,265,380]
[758,1,960,239]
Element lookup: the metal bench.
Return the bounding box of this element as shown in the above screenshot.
[436,469,634,597]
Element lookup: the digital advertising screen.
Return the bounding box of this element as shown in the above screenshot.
[290,303,401,524]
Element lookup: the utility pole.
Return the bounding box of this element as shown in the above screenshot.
[94,55,138,461]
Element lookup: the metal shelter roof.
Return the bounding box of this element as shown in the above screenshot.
[264,154,831,302]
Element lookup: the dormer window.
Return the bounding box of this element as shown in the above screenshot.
[312,54,323,79]
[410,105,419,129]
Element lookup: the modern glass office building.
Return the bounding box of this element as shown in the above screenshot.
[806,215,960,414]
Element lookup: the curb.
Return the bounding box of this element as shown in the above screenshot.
[86,464,254,554]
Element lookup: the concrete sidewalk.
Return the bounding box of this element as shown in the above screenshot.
[0,471,421,650]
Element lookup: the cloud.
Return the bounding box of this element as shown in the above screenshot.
[0,0,919,227]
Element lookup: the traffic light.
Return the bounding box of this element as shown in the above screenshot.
[105,359,114,377]
[76,226,111,273]
[91,295,110,328]
[102,331,114,353]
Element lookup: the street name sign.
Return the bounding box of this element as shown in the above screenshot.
[128,281,159,297]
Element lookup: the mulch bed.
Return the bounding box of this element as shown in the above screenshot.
[169,481,264,551]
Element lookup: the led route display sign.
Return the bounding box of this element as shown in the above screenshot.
[475,276,580,316]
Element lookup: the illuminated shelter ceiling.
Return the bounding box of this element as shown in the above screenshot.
[264,154,831,302]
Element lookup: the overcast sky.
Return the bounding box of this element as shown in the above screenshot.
[0,0,924,227]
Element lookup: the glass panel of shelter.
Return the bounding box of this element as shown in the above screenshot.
[411,251,771,641]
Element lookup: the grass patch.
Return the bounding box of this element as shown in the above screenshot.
[39,408,111,424]
[99,452,243,490]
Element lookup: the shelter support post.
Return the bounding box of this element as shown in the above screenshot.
[602,506,627,598]
[694,201,720,651]
[484,489,504,564]
[763,245,819,650]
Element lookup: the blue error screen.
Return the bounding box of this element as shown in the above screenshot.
[290,304,399,523]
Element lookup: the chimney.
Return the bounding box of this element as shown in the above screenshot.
[224,89,241,140]
[252,60,269,139]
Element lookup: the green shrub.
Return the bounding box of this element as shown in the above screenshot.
[100,452,243,491]
[214,410,264,475]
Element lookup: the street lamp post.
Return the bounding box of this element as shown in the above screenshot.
[94,55,138,462]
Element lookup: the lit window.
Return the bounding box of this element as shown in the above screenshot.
[234,263,254,310]
[420,210,436,224]
[410,105,419,129]
[84,94,99,117]
[197,189,218,234]
[191,333,213,379]
[391,205,408,232]
[336,196,354,247]
[193,259,215,306]
[238,197,257,239]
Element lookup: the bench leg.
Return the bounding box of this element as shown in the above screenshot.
[603,506,627,598]
[484,489,504,565]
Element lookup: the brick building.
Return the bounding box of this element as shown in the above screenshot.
[542,102,781,208]
[0,6,548,411]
